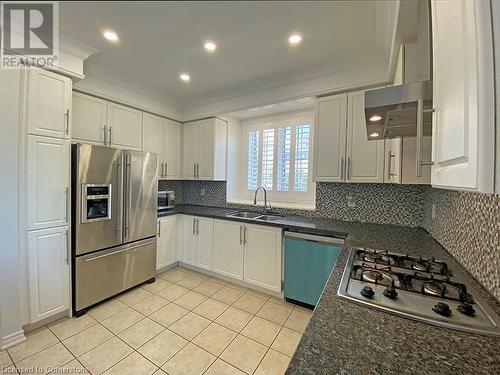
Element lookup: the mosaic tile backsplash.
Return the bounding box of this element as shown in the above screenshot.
[159,180,424,227]
[422,187,500,301]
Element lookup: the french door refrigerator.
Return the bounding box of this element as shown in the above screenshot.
[71,144,157,315]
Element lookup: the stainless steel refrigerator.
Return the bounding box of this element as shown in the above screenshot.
[71,144,157,315]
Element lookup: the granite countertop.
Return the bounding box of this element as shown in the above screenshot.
[159,205,500,374]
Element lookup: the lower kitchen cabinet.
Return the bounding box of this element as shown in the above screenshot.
[243,224,282,292]
[157,216,177,270]
[180,215,214,270]
[213,220,244,280]
[213,220,282,291]
[28,226,70,323]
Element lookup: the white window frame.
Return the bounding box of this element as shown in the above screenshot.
[237,110,315,208]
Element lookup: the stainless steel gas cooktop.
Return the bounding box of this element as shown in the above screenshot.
[338,247,500,337]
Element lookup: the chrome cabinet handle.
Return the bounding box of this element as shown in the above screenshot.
[192,218,196,235]
[243,226,247,245]
[103,126,107,145]
[239,225,243,245]
[65,229,69,265]
[346,157,351,180]
[196,219,199,235]
[160,163,164,178]
[64,187,69,223]
[196,164,199,178]
[193,164,196,178]
[157,221,161,237]
[340,157,345,180]
[108,126,112,145]
[387,151,392,180]
[165,162,168,178]
[64,109,70,135]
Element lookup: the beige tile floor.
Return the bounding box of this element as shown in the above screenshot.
[1,266,312,375]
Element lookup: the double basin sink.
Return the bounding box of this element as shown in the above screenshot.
[226,211,283,222]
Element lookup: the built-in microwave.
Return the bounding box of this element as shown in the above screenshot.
[158,190,175,210]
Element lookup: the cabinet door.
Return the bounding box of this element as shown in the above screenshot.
[157,216,176,270]
[181,215,197,265]
[28,226,70,323]
[213,220,244,280]
[164,119,182,179]
[384,138,402,184]
[142,113,164,178]
[313,94,348,182]
[197,119,215,179]
[346,91,385,183]
[106,102,142,150]
[27,136,70,231]
[431,0,495,192]
[182,123,198,179]
[72,92,107,145]
[26,69,72,139]
[196,217,213,271]
[243,224,282,292]
[401,137,432,184]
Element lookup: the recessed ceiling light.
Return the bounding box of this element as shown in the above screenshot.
[288,33,302,45]
[179,73,190,82]
[369,114,382,122]
[369,132,380,138]
[204,41,217,52]
[103,30,118,42]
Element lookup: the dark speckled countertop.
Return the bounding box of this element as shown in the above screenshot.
[159,205,500,374]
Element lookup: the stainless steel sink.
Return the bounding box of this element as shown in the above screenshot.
[226,211,262,219]
[255,214,283,222]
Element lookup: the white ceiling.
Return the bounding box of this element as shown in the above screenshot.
[60,1,396,109]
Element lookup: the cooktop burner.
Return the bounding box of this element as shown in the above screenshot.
[338,247,500,337]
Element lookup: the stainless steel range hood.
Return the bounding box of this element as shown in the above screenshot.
[364,80,433,140]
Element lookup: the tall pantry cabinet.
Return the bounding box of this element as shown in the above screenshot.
[24,69,72,323]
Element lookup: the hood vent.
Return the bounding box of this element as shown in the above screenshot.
[364,80,432,140]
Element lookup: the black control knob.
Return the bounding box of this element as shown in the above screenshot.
[457,302,475,317]
[383,280,398,299]
[432,302,452,317]
[360,286,375,298]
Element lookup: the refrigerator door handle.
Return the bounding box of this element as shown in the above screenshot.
[116,156,123,242]
[124,153,132,240]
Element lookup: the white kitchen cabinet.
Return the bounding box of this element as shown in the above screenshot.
[196,217,214,271]
[26,69,72,139]
[28,226,70,323]
[27,135,70,231]
[72,92,107,145]
[182,118,227,180]
[180,215,214,269]
[106,102,142,151]
[431,0,495,193]
[157,216,177,270]
[164,119,182,179]
[213,220,244,280]
[243,223,282,292]
[384,138,402,184]
[401,137,432,185]
[346,90,385,183]
[143,112,164,177]
[313,93,347,182]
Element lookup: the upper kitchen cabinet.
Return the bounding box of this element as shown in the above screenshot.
[313,93,347,182]
[164,119,182,179]
[72,92,107,145]
[142,112,164,177]
[313,90,384,183]
[26,69,72,139]
[106,102,142,150]
[346,90,384,183]
[431,0,495,193]
[182,118,228,180]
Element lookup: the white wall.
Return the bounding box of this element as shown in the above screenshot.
[0,70,26,349]
[75,63,183,121]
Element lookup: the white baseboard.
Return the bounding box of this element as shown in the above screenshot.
[1,330,26,351]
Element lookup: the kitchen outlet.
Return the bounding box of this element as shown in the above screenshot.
[200,188,206,196]
[347,194,356,208]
